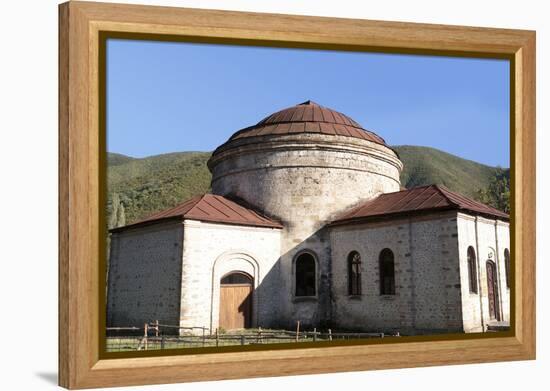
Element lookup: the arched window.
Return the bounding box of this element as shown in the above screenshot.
[295,252,316,297]
[348,251,362,296]
[220,271,252,285]
[504,248,510,289]
[467,246,478,294]
[379,249,395,295]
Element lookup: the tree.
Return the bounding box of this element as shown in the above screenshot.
[108,193,126,229]
[117,201,126,227]
[475,171,510,213]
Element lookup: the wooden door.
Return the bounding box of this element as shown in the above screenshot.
[219,272,253,330]
[486,260,501,321]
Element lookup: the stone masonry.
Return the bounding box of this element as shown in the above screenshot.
[107,221,183,328]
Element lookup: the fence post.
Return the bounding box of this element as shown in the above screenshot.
[154,320,159,337]
[295,321,300,342]
[202,327,205,348]
[161,335,165,349]
[313,328,317,342]
[144,323,148,350]
[216,328,219,347]
[328,328,332,341]
[240,335,245,346]
[258,327,262,344]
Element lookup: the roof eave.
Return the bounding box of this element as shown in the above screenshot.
[110,216,283,234]
[329,206,456,227]
[329,206,509,227]
[109,215,184,233]
[183,218,283,229]
[456,208,510,222]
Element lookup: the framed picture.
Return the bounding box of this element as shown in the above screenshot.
[58,1,536,389]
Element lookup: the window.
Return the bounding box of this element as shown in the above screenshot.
[295,253,316,297]
[221,272,252,285]
[467,246,478,293]
[348,251,362,296]
[504,248,510,289]
[379,248,395,295]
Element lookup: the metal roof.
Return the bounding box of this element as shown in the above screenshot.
[217,100,388,148]
[110,194,283,232]
[330,184,509,226]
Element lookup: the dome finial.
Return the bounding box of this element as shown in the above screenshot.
[299,100,318,106]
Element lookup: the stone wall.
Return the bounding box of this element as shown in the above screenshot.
[329,212,463,335]
[107,221,184,330]
[457,214,510,332]
[179,220,282,334]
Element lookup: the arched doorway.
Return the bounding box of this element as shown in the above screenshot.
[219,271,253,330]
[486,260,501,321]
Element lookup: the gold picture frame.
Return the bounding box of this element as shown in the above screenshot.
[59,1,536,388]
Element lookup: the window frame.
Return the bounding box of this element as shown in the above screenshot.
[379,248,395,296]
[347,251,362,296]
[293,251,318,298]
[467,246,478,294]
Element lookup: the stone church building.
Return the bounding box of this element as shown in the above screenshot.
[107,101,510,335]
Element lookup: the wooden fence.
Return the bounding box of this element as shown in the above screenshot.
[106,321,399,352]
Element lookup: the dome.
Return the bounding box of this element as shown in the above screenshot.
[207,100,403,246]
[221,100,387,146]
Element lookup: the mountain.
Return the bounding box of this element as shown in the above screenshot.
[107,152,212,225]
[107,146,508,226]
[395,145,507,197]
[107,152,136,166]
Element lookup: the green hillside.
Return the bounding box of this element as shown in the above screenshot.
[395,145,506,198]
[107,146,508,226]
[107,152,212,225]
[107,152,136,167]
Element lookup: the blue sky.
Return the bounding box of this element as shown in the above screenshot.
[107,39,510,167]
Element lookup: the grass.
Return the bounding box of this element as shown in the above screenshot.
[105,328,391,352]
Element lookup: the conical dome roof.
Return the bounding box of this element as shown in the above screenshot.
[222,100,387,146]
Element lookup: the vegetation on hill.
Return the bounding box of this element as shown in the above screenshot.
[395,146,504,197]
[395,145,510,213]
[107,152,211,227]
[474,170,510,213]
[107,152,136,167]
[107,146,509,227]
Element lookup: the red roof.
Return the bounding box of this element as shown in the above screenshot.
[331,185,509,226]
[215,100,388,150]
[110,194,283,232]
